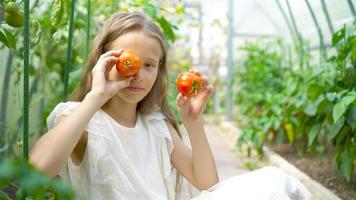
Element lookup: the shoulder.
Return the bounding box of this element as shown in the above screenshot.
[164,120,180,140]
[46,101,81,129]
[46,101,103,134]
[49,101,81,118]
[141,108,181,149]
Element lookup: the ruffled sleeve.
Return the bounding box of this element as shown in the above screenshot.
[144,109,174,155]
[46,101,101,134]
[46,101,81,130]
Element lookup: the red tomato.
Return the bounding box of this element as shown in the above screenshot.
[176,72,203,97]
[116,50,142,77]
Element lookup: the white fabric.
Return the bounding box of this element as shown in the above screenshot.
[191,166,312,200]
[47,101,176,200]
[47,102,311,200]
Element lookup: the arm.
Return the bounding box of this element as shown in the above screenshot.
[168,121,219,191]
[30,93,104,177]
[30,50,132,177]
[170,70,219,191]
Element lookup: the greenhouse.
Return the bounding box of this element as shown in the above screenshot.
[0,0,355,199]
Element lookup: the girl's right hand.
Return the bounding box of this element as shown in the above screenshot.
[89,49,133,104]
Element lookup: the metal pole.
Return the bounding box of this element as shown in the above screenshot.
[198,4,203,66]
[22,1,30,197]
[346,0,356,21]
[23,0,30,161]
[285,0,304,68]
[86,0,91,59]
[305,0,326,63]
[321,0,335,34]
[64,0,76,101]
[226,0,234,120]
[254,0,283,35]
[276,0,297,48]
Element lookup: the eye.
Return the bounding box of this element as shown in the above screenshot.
[144,63,155,68]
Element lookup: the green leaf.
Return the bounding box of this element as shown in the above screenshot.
[143,4,157,18]
[51,0,64,26]
[0,159,16,181]
[336,150,353,182]
[31,20,42,45]
[341,95,355,107]
[346,106,356,128]
[304,95,325,116]
[157,16,176,42]
[327,117,345,140]
[29,65,36,76]
[52,28,68,43]
[0,29,9,48]
[307,83,323,100]
[326,92,337,102]
[4,29,16,49]
[351,36,356,61]
[175,2,185,15]
[308,123,321,146]
[310,67,324,80]
[333,101,346,123]
[304,102,317,116]
[332,27,345,46]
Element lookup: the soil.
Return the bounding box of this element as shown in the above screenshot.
[266,142,356,200]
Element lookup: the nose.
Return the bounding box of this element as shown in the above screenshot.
[132,68,143,81]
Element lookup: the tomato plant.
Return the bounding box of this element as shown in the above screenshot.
[116,50,142,77]
[0,0,184,198]
[176,72,202,97]
[235,24,356,182]
[3,2,24,28]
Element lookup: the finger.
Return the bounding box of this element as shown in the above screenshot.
[197,84,214,102]
[189,69,202,77]
[176,93,184,107]
[207,85,214,96]
[95,56,119,73]
[201,76,209,89]
[100,49,124,60]
[176,93,188,107]
[104,56,119,66]
[199,85,214,110]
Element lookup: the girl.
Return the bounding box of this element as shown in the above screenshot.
[30,12,311,200]
[30,11,217,200]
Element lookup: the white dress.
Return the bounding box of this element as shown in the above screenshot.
[47,102,311,200]
[192,166,311,200]
[47,102,177,200]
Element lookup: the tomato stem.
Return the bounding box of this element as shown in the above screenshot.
[192,80,200,96]
[124,60,132,68]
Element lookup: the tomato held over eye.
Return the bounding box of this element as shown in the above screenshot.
[116,50,142,77]
[176,72,203,97]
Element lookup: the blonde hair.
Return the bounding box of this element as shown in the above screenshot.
[70,12,182,199]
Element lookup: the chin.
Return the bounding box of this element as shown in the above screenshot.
[116,92,147,104]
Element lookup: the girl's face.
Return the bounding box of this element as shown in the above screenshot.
[108,31,162,104]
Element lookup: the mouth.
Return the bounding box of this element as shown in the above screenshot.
[126,86,145,92]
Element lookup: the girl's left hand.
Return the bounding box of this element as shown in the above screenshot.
[177,69,214,127]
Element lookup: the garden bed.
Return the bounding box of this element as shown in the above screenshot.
[266,142,356,200]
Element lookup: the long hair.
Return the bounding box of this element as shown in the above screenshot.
[69,12,183,199]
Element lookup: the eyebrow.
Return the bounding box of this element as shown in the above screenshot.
[145,57,159,64]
